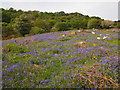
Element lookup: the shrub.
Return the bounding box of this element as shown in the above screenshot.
[87,19,101,29]
[30,27,44,35]
[12,14,32,36]
[51,26,58,32]
[2,22,18,38]
[54,22,69,31]
[33,18,51,32]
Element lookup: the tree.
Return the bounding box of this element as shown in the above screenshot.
[33,18,51,32]
[12,14,32,36]
[30,27,44,35]
[70,17,87,29]
[87,19,101,29]
[53,22,69,31]
[69,12,83,16]
[91,16,101,19]
[55,11,66,16]
[2,22,16,38]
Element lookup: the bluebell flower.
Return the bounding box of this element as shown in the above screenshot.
[40,80,50,83]
[7,64,18,72]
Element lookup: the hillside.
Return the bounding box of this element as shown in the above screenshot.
[2,29,119,88]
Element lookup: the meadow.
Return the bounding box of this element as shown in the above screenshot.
[2,29,119,88]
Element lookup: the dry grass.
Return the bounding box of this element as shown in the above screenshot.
[75,64,119,88]
[75,41,88,48]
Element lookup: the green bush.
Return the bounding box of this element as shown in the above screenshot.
[51,26,58,32]
[12,14,32,36]
[87,18,101,29]
[2,22,17,38]
[70,17,82,29]
[33,18,51,32]
[54,22,69,31]
[30,27,44,35]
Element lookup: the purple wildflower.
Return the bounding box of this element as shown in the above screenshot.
[7,64,18,72]
[40,80,50,83]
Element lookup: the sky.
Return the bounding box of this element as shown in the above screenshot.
[1,0,119,21]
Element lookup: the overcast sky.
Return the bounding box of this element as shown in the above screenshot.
[1,0,119,21]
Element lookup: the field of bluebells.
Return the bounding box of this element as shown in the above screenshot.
[2,29,119,88]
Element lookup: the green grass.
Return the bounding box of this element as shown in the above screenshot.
[2,30,119,88]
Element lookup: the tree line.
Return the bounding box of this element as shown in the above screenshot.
[1,8,120,39]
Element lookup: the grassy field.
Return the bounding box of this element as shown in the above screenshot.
[2,29,119,88]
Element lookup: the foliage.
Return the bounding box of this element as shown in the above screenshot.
[87,18,101,29]
[2,8,23,23]
[55,11,66,16]
[12,14,32,36]
[70,17,88,29]
[2,22,16,38]
[1,8,117,40]
[70,17,82,29]
[53,22,70,31]
[30,27,44,35]
[33,18,51,32]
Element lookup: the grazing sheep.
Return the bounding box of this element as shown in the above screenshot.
[103,36,109,39]
[97,37,101,40]
[78,30,81,32]
[91,31,95,34]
